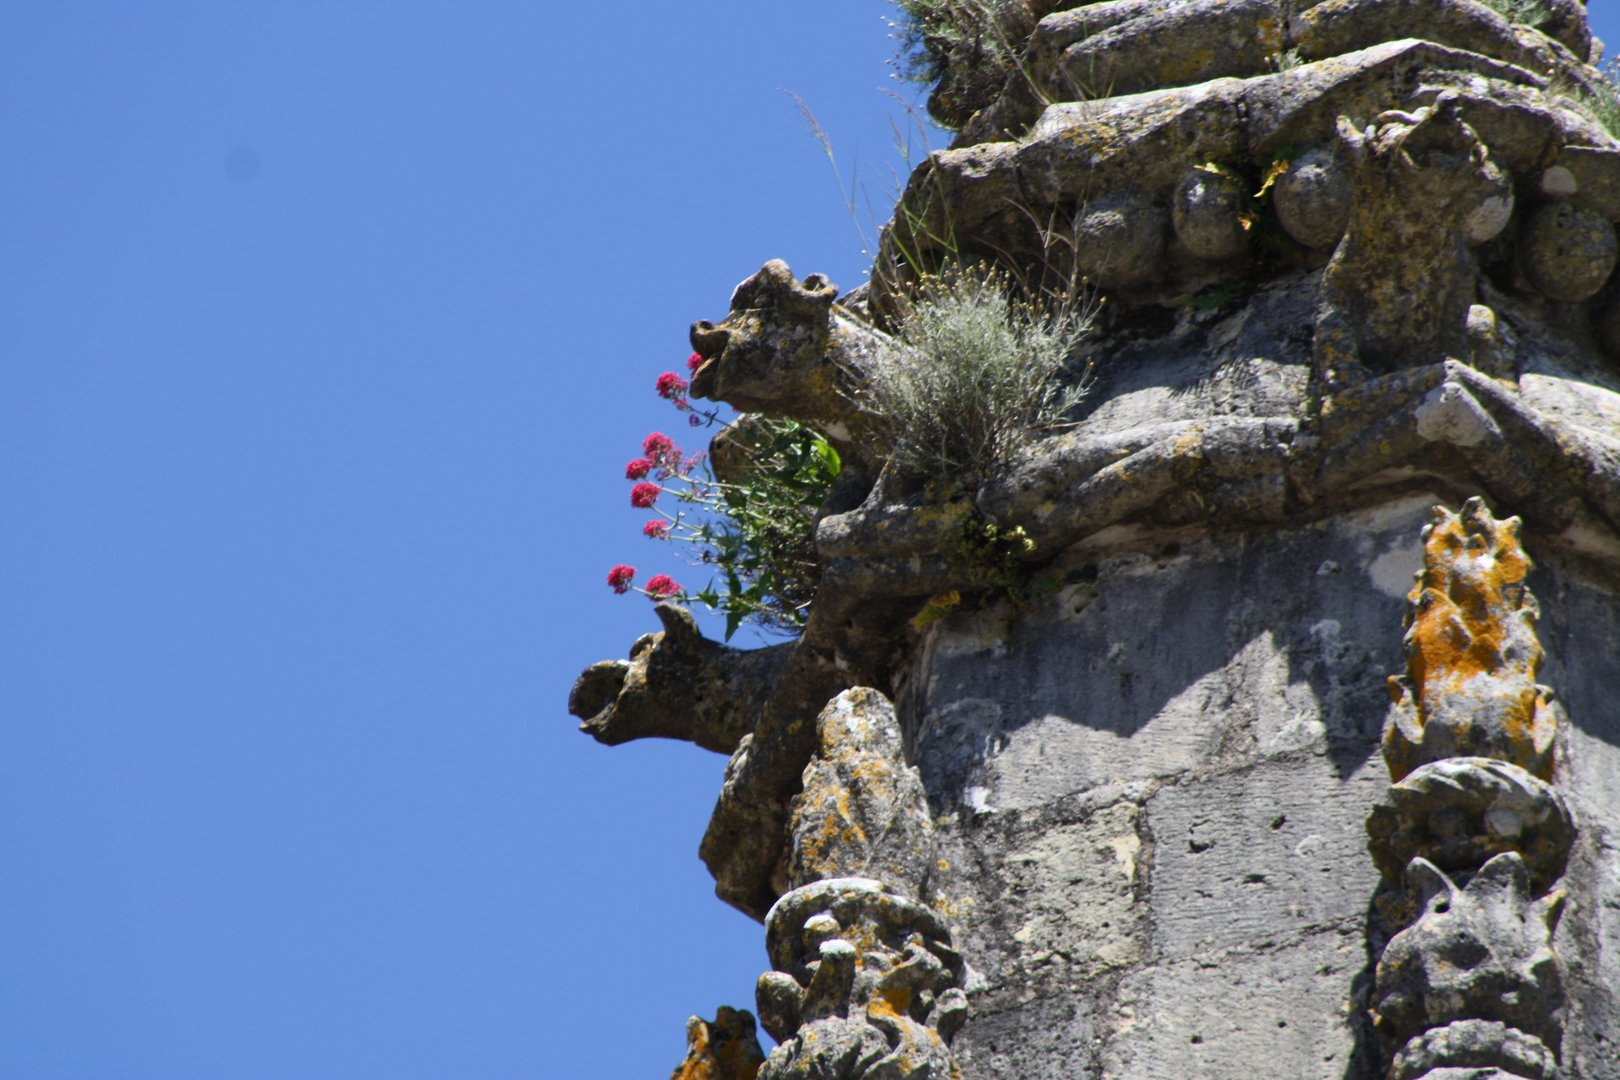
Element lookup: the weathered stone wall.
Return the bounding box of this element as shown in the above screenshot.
[569,1,1620,1075]
[903,496,1620,1077]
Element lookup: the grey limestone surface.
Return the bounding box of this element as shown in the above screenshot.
[903,496,1620,1078]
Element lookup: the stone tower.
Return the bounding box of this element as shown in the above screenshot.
[571,1,1620,1076]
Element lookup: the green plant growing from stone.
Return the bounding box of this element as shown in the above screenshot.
[609,361,841,640]
[1478,0,1549,27]
[1266,46,1306,73]
[890,0,1023,91]
[866,263,1092,479]
[1584,57,1620,138]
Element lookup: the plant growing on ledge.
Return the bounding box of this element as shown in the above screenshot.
[868,263,1093,480]
[606,356,841,640]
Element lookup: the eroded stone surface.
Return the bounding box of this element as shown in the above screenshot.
[567,604,790,754]
[1373,854,1567,1063]
[787,688,938,900]
[566,2,1620,1074]
[1099,925,1374,1079]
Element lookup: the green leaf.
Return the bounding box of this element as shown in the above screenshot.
[814,436,842,478]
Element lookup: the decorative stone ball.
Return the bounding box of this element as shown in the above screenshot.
[1073,192,1167,289]
[1463,154,1514,245]
[1273,148,1351,250]
[1519,202,1619,303]
[1593,278,1620,358]
[1172,166,1250,261]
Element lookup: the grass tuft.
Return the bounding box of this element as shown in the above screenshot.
[866,264,1093,478]
[1478,0,1549,26]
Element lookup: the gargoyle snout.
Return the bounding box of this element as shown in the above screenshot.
[690,319,730,360]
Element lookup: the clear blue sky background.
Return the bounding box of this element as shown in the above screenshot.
[3,5,1616,1078]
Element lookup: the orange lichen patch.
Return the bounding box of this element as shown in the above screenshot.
[791,787,868,876]
[868,986,912,1022]
[1383,499,1557,781]
[1404,505,1532,692]
[669,1008,764,1080]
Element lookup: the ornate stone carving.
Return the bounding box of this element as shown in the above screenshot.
[566,1,1620,1071]
[567,603,792,755]
[1369,499,1575,1079]
[1366,756,1575,893]
[745,688,964,1079]
[1382,499,1558,782]
[688,260,900,466]
[755,878,966,1080]
[1315,96,1513,376]
[1373,855,1567,1078]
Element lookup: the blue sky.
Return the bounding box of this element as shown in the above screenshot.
[3,5,1616,1078]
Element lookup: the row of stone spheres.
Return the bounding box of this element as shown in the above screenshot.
[570,0,1620,1076]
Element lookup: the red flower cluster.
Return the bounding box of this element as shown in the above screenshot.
[607,351,734,603]
[642,431,675,465]
[645,574,680,599]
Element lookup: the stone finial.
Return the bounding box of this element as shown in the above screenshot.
[755,879,967,1080]
[1382,498,1556,782]
[786,688,939,899]
[1368,498,1576,1080]
[668,1006,767,1080]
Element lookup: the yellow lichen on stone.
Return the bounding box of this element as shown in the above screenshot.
[786,688,937,896]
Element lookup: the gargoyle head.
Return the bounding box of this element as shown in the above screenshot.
[1373,852,1566,1064]
[689,260,840,417]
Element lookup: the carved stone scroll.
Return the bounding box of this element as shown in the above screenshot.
[1368,499,1574,1079]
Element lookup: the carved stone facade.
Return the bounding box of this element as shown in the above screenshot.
[569,1,1620,1076]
